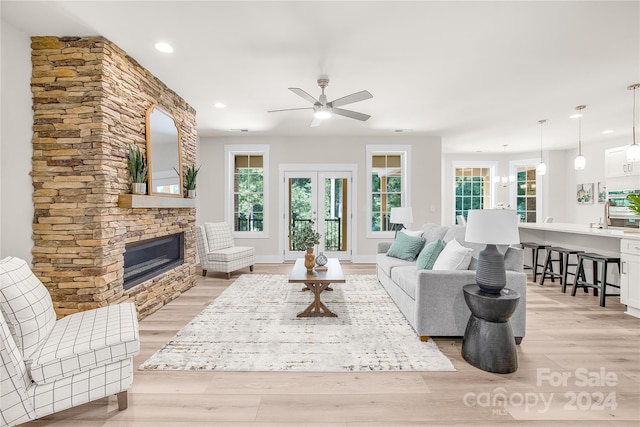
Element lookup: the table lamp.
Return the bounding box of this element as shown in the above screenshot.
[390,207,413,237]
[464,209,520,294]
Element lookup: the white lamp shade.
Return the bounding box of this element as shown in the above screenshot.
[574,154,586,170]
[627,144,640,162]
[390,207,413,225]
[465,209,520,245]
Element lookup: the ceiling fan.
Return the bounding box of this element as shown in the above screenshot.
[268,78,373,127]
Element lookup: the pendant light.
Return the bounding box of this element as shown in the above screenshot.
[627,83,640,162]
[536,119,547,175]
[573,105,587,170]
[494,145,516,187]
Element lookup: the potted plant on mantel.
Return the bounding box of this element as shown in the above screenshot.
[289,220,321,272]
[127,145,148,195]
[182,164,201,198]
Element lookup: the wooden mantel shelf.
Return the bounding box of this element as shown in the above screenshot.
[118,194,196,209]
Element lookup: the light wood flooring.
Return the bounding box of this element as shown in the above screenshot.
[27,263,640,426]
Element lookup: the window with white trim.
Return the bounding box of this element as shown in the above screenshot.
[224,145,269,238]
[366,145,410,237]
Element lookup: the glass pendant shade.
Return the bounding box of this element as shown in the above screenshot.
[536,162,547,175]
[573,106,586,170]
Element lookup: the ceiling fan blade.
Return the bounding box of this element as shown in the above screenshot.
[332,107,371,121]
[289,88,318,104]
[268,107,313,113]
[330,90,373,108]
[310,116,321,127]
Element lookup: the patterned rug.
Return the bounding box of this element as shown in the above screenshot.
[139,274,455,372]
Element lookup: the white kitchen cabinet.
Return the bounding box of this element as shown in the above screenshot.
[606,146,639,178]
[620,238,640,318]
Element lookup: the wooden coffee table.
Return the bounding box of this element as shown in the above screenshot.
[288,258,345,318]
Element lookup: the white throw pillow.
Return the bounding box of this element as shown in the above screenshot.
[432,239,473,271]
[0,257,56,361]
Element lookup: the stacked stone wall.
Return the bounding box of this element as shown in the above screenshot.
[31,36,197,319]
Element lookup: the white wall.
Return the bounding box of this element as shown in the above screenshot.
[1,20,33,262]
[197,135,442,261]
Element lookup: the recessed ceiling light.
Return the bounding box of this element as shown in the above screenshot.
[214,102,227,109]
[602,129,615,134]
[154,42,174,53]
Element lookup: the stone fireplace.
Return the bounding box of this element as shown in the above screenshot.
[30,36,197,319]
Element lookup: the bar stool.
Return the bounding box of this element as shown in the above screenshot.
[539,246,584,291]
[571,253,621,307]
[521,242,550,282]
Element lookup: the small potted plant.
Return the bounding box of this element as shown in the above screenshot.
[181,164,200,198]
[628,193,640,216]
[127,145,148,194]
[289,220,321,272]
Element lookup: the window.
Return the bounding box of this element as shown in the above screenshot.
[516,166,537,223]
[454,166,492,223]
[366,145,410,237]
[225,145,269,238]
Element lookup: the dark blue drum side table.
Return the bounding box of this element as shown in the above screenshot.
[461,284,520,374]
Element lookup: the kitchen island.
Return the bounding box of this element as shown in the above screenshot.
[519,223,640,318]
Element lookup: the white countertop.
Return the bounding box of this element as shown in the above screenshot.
[519,222,640,240]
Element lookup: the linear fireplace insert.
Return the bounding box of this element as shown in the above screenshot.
[123,232,184,290]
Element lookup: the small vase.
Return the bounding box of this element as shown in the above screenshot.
[315,252,328,266]
[304,248,315,273]
[131,182,146,195]
[186,189,196,198]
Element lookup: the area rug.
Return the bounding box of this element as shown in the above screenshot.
[139,274,455,372]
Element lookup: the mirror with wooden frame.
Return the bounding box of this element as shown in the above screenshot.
[146,105,183,196]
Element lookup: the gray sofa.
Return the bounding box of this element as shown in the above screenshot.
[376,223,527,344]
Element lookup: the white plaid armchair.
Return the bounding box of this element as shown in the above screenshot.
[195,222,255,279]
[0,257,140,427]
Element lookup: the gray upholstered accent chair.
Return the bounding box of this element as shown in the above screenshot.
[195,222,255,279]
[0,256,140,427]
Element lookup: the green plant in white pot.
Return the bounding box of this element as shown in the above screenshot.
[127,145,148,195]
[182,164,201,198]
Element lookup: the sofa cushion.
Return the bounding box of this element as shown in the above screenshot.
[29,303,139,385]
[420,223,449,243]
[204,222,234,251]
[432,239,473,270]
[416,240,445,270]
[0,257,56,361]
[390,266,418,299]
[376,253,415,277]
[386,231,425,261]
[207,246,255,262]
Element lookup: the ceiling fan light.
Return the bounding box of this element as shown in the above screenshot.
[314,109,331,119]
[574,154,586,170]
[536,162,547,175]
[627,143,640,162]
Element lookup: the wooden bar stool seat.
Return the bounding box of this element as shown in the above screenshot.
[540,246,584,292]
[521,242,550,282]
[571,253,621,307]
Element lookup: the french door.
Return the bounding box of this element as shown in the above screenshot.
[284,170,352,261]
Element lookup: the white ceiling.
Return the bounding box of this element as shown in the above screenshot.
[2,0,639,153]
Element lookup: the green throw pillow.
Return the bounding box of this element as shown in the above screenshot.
[386,232,425,261]
[416,239,445,270]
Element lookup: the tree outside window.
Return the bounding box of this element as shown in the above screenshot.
[234,155,264,231]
